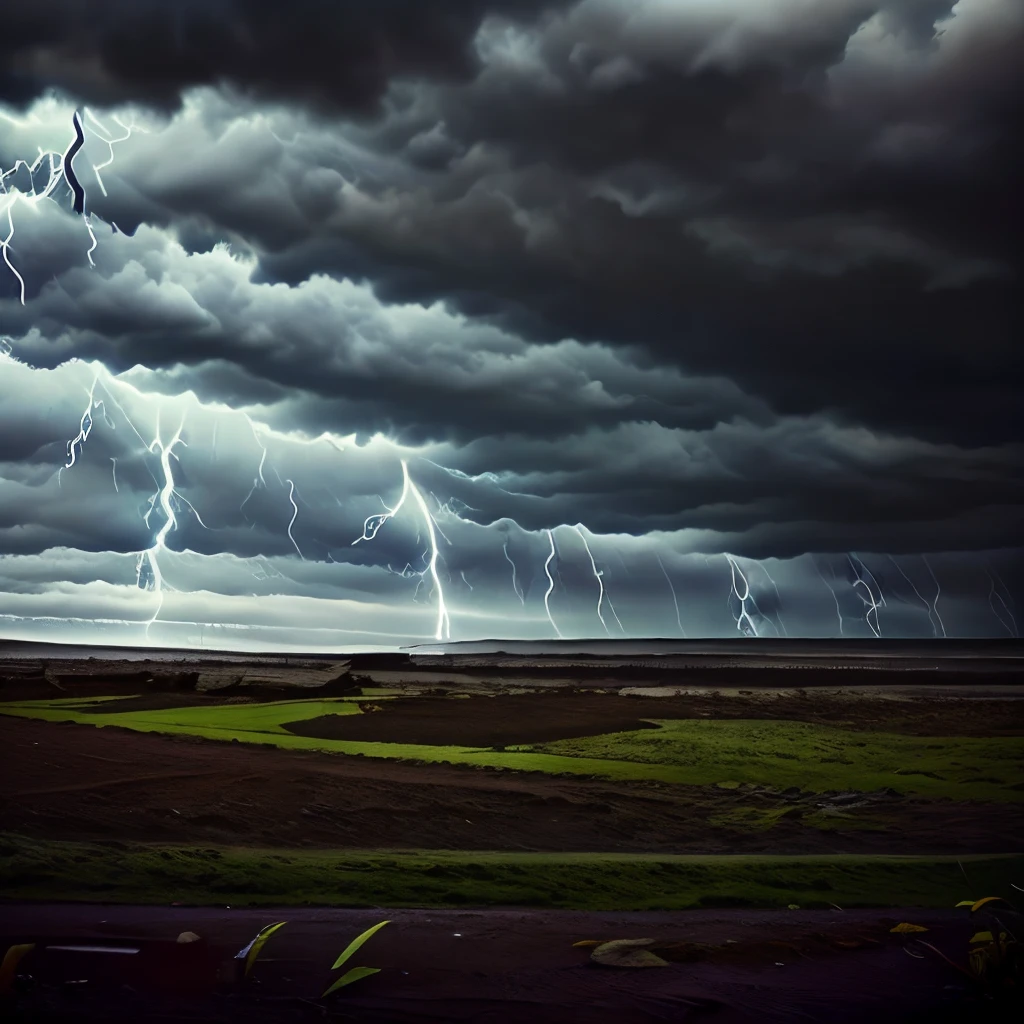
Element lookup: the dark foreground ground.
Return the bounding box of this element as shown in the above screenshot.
[1,647,1021,1021]
[0,903,1012,1023]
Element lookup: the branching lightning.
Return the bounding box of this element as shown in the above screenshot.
[138,414,203,632]
[848,554,882,638]
[724,554,760,637]
[353,459,450,640]
[2,107,141,303]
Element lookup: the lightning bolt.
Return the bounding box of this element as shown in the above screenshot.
[503,539,525,605]
[655,553,686,637]
[82,107,147,198]
[138,415,185,631]
[986,566,1018,637]
[758,561,788,637]
[887,555,938,637]
[2,111,86,302]
[814,559,846,637]
[848,554,882,638]
[921,555,947,638]
[353,459,450,640]
[2,106,142,303]
[724,554,759,637]
[543,529,563,639]
[571,523,623,635]
[240,415,268,513]
[284,478,303,559]
[62,377,105,476]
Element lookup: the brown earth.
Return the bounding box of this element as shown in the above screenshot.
[282,688,1024,745]
[0,903,1002,1023]
[3,713,1022,855]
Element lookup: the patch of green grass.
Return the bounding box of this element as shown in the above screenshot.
[0,697,362,743]
[2,699,1021,801]
[1,834,1019,911]
[533,719,1024,801]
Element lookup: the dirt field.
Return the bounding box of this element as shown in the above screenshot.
[3,687,1022,855]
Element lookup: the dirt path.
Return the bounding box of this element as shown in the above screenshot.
[0,903,990,1022]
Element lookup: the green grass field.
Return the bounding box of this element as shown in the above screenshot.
[1,834,1019,910]
[3,695,1022,800]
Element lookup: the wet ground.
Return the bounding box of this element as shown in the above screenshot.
[0,903,1002,1023]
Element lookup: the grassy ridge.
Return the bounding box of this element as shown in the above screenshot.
[1,834,1019,910]
[3,697,1022,800]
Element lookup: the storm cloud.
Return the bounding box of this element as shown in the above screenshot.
[0,0,1021,646]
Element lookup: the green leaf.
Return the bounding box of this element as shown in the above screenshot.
[235,922,287,977]
[332,920,389,970]
[322,966,381,997]
[955,900,975,908]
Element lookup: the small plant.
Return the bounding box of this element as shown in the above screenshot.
[322,920,389,998]
[233,921,287,982]
[911,896,1020,1000]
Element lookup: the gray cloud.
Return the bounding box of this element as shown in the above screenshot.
[0,1,1021,644]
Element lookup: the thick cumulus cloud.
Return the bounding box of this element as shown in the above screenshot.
[0,0,1021,645]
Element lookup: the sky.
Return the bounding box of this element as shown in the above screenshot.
[0,0,1020,649]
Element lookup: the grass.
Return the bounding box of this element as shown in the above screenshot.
[1,834,1020,911]
[533,719,1024,801]
[2,698,1022,800]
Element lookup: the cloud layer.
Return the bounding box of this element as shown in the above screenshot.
[1,0,1021,645]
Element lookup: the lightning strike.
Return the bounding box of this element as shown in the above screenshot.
[848,554,882,638]
[543,529,563,639]
[986,567,1018,637]
[921,555,947,639]
[82,107,146,198]
[655,553,686,636]
[353,459,450,640]
[724,554,759,637]
[814,560,846,637]
[2,106,141,303]
[571,524,611,635]
[284,478,303,560]
[503,539,525,605]
[886,555,940,637]
[758,562,788,637]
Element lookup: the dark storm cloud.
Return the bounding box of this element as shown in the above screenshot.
[0,0,571,114]
[255,0,1020,445]
[1,2,1022,644]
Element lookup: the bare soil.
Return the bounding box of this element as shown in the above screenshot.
[285,688,1024,744]
[3,712,1022,855]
